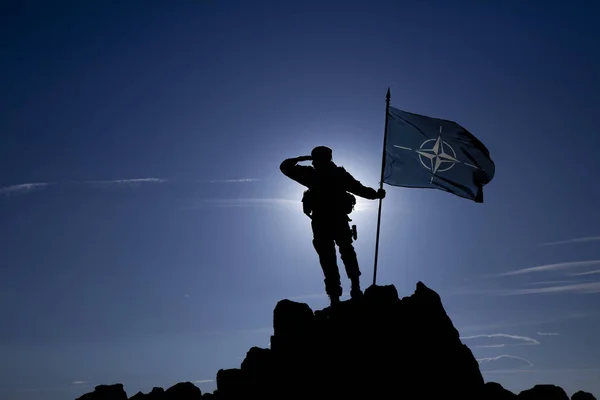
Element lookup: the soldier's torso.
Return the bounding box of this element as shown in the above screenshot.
[307,167,349,217]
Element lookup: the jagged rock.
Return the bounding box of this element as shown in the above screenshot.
[127,384,202,400]
[76,383,127,400]
[149,387,165,397]
[165,382,202,399]
[215,368,243,399]
[128,387,162,400]
[72,281,598,400]
[216,281,484,399]
[518,384,569,400]
[573,391,597,400]
[484,382,518,399]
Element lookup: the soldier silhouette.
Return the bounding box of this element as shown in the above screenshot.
[280,146,385,305]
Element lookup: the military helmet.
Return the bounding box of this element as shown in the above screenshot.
[311,146,333,161]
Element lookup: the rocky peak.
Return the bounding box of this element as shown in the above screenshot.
[216,282,483,399]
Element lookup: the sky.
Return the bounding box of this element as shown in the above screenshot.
[1,0,600,399]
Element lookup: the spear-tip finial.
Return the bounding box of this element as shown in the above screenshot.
[386,87,391,100]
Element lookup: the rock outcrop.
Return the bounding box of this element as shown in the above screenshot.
[76,383,128,400]
[127,382,202,400]
[74,281,597,400]
[483,381,518,399]
[572,390,598,400]
[215,281,483,399]
[518,384,570,400]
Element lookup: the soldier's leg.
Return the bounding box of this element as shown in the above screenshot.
[311,219,342,304]
[334,218,362,298]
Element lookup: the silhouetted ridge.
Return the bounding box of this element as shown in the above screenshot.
[215,281,482,399]
[572,390,598,400]
[75,282,597,400]
[518,384,570,400]
[77,383,128,400]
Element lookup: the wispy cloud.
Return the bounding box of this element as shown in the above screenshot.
[82,178,167,186]
[500,281,600,295]
[570,269,600,277]
[458,311,588,333]
[0,177,261,195]
[540,236,600,246]
[71,381,88,385]
[208,178,260,183]
[461,333,540,348]
[537,332,559,336]
[193,379,214,384]
[529,280,580,286]
[0,178,166,197]
[0,182,54,196]
[498,260,600,276]
[483,368,600,374]
[477,355,534,369]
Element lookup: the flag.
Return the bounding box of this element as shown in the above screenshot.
[383,106,495,202]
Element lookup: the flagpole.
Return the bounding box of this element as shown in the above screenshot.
[372,87,391,286]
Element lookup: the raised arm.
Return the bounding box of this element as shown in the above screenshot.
[280,155,314,187]
[340,167,385,200]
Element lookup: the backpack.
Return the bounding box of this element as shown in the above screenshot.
[302,189,356,218]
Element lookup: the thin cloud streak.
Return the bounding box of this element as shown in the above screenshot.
[82,178,167,185]
[537,332,559,336]
[0,182,54,196]
[457,311,588,333]
[498,260,600,276]
[461,333,540,346]
[208,178,261,183]
[541,236,600,246]
[499,281,600,295]
[483,368,600,374]
[71,381,88,385]
[570,269,600,277]
[193,380,214,384]
[0,178,261,191]
[0,178,166,197]
[529,280,579,286]
[477,355,534,368]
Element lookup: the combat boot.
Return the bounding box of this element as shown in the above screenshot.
[350,278,363,299]
[327,284,342,306]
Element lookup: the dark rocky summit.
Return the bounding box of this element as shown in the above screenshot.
[573,390,598,400]
[518,384,570,400]
[75,282,596,400]
[216,282,483,399]
[77,383,128,400]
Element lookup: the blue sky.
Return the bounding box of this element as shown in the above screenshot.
[1,0,600,399]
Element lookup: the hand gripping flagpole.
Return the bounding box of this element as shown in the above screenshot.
[372,87,391,286]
